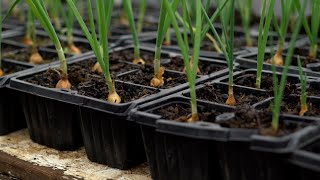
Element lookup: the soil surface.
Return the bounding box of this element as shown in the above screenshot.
[1,62,29,75]
[1,43,24,55]
[152,102,223,123]
[231,72,299,94]
[217,105,306,136]
[259,96,320,117]
[113,49,227,75]
[45,41,92,54]
[152,102,307,137]
[9,35,52,47]
[184,83,270,106]
[118,66,187,89]
[25,59,158,103]
[3,48,60,64]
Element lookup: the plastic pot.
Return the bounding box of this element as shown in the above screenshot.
[130,93,320,180]
[8,44,225,168]
[0,59,36,135]
[290,137,320,180]
[236,42,320,78]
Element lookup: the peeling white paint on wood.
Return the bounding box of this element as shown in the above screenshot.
[0,129,151,180]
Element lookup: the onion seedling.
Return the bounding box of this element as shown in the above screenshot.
[237,0,253,47]
[297,56,308,116]
[137,0,146,33]
[123,0,145,65]
[255,0,276,89]
[0,2,4,77]
[60,0,81,55]
[150,0,180,87]
[26,9,44,64]
[162,0,202,121]
[269,0,295,66]
[202,0,236,106]
[271,0,306,132]
[67,0,121,103]
[48,0,62,30]
[23,0,70,89]
[294,0,320,60]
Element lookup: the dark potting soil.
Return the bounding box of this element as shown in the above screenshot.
[232,72,299,94]
[259,97,320,117]
[10,35,52,47]
[3,48,59,64]
[217,105,305,137]
[152,102,305,137]
[151,103,222,123]
[112,49,227,75]
[118,66,187,89]
[26,59,158,103]
[1,43,24,55]
[185,83,270,106]
[1,62,29,75]
[46,42,92,54]
[163,56,227,75]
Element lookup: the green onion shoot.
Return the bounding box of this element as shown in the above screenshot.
[269,0,294,66]
[60,0,82,55]
[271,0,306,132]
[123,0,145,65]
[67,0,121,103]
[237,0,253,47]
[297,56,308,116]
[256,0,276,89]
[25,0,71,89]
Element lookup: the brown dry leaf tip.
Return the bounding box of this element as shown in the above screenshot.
[226,94,237,106]
[0,69,4,77]
[92,62,103,73]
[183,58,201,74]
[56,77,71,89]
[68,43,82,55]
[23,37,33,46]
[119,15,129,26]
[132,57,145,65]
[29,51,44,64]
[187,113,200,123]
[299,104,308,116]
[107,90,121,104]
[267,51,284,66]
[163,41,171,46]
[150,67,165,87]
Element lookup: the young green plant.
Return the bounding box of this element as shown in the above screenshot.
[162,0,202,121]
[237,0,253,47]
[123,0,145,65]
[294,0,320,60]
[297,56,308,116]
[137,0,146,33]
[48,0,62,30]
[60,0,82,55]
[269,0,295,66]
[150,0,180,87]
[202,0,236,105]
[255,0,276,89]
[27,9,44,65]
[67,0,121,103]
[271,0,306,132]
[14,0,70,89]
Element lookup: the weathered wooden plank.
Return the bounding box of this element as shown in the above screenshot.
[0,151,81,180]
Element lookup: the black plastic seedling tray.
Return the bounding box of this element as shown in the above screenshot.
[130,90,320,180]
[8,44,230,169]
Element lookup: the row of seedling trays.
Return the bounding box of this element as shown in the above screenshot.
[1,0,320,180]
